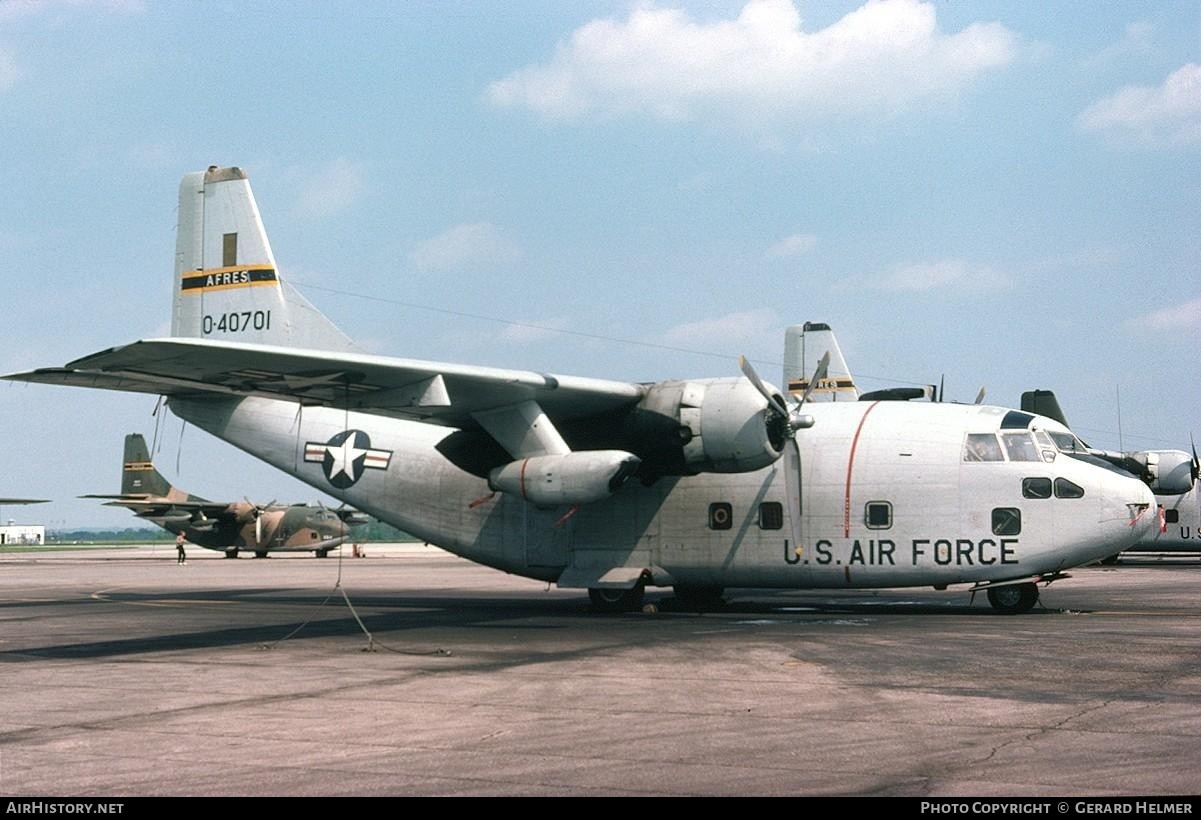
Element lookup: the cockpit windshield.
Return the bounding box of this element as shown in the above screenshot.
[1048,431,1090,454]
[1001,432,1041,462]
[963,433,1004,462]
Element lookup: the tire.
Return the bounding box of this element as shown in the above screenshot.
[588,585,645,613]
[254,551,268,559]
[224,549,239,559]
[987,582,1039,614]
[673,585,725,611]
[316,549,330,558]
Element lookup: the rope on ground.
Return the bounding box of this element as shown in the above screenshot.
[259,544,452,656]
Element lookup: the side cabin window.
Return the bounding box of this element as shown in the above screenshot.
[1022,477,1052,499]
[865,501,892,529]
[1054,478,1084,499]
[963,433,1004,462]
[1002,433,1041,462]
[758,502,783,530]
[992,507,1021,536]
[709,502,733,530]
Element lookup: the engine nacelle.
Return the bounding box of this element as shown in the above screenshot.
[633,378,787,474]
[489,450,642,506]
[1132,450,1195,495]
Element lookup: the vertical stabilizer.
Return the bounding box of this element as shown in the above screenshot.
[171,166,357,352]
[121,434,174,497]
[783,322,858,402]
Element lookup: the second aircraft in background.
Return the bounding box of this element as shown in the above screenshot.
[85,433,365,558]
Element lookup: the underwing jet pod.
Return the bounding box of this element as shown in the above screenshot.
[1019,390,1201,558]
[84,433,361,558]
[5,166,1158,613]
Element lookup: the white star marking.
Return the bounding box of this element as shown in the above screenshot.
[326,436,368,482]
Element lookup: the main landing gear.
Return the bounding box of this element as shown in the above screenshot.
[588,584,645,613]
[224,549,239,559]
[986,582,1039,615]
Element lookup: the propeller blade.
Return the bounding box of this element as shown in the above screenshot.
[938,374,945,403]
[783,437,803,559]
[974,387,987,405]
[739,355,789,419]
[798,351,831,408]
[256,513,262,546]
[1191,433,1199,482]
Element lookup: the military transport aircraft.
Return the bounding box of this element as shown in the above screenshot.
[84,433,362,558]
[3,166,1158,613]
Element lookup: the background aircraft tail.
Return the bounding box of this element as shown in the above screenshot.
[120,434,175,497]
[783,322,858,402]
[171,166,358,352]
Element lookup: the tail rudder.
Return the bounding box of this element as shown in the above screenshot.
[121,434,174,497]
[171,166,357,352]
[783,322,858,402]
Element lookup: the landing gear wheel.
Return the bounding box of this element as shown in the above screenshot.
[987,582,1039,614]
[316,548,330,558]
[254,551,268,559]
[673,585,725,611]
[588,585,645,613]
[224,549,239,559]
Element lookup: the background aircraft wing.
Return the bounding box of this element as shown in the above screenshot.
[81,495,234,519]
[6,338,646,427]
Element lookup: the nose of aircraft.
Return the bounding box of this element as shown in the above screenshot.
[1100,468,1157,551]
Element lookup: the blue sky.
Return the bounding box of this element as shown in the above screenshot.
[0,0,1197,528]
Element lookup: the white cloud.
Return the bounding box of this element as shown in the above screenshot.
[1133,297,1201,330]
[766,233,817,258]
[408,222,521,273]
[1082,21,1154,67]
[292,158,366,218]
[861,259,1011,293]
[660,308,778,348]
[487,0,1015,125]
[1078,63,1201,148]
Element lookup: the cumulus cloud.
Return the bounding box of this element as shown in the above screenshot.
[1133,297,1201,330]
[1078,63,1201,148]
[660,308,778,348]
[1082,21,1154,67]
[766,233,817,258]
[408,222,521,273]
[487,0,1015,125]
[291,157,366,218]
[859,259,1011,293]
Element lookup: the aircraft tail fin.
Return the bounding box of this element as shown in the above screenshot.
[171,166,358,352]
[120,434,175,497]
[783,322,858,402]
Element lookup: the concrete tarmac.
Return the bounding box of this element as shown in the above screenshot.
[1,544,1199,796]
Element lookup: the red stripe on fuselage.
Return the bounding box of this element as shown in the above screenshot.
[843,401,882,538]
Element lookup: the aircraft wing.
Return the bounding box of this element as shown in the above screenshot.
[81,495,234,519]
[6,338,646,427]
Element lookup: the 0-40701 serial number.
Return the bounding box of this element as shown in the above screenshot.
[202,310,271,334]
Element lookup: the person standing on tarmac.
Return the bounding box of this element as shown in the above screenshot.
[175,532,187,565]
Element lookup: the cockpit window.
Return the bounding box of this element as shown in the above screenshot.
[963,433,1004,462]
[1054,478,1085,499]
[1048,431,1089,454]
[1033,431,1057,463]
[1002,433,1041,462]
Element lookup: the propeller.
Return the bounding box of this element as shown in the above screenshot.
[974,387,987,405]
[1191,434,1199,483]
[739,351,829,563]
[241,497,277,546]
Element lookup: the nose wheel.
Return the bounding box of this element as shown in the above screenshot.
[986,582,1039,614]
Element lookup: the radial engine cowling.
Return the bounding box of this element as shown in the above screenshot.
[489,450,642,506]
[1133,450,1195,495]
[635,378,788,474]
